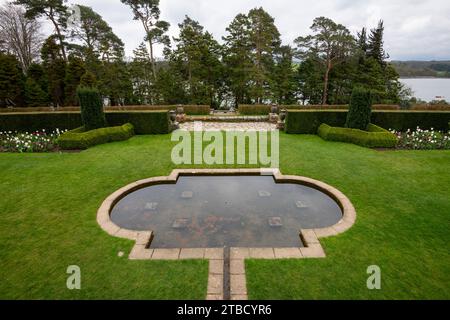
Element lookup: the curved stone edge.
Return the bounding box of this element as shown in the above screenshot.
[96,168,357,301]
[97,168,356,249]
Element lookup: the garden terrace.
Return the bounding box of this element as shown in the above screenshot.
[0,133,448,299]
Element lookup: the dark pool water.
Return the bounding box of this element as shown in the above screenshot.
[110,176,342,248]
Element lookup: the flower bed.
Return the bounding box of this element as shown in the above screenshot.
[0,129,65,153]
[392,127,450,150]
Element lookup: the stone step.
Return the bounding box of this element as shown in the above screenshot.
[185,115,269,122]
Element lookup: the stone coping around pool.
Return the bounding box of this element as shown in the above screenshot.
[97,168,357,300]
[97,168,356,247]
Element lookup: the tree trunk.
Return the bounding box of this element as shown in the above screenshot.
[49,15,67,61]
[148,39,157,81]
[322,60,331,105]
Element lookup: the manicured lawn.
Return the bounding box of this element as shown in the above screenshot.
[0,133,449,299]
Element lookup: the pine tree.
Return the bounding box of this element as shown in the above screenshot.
[247,8,281,103]
[273,45,296,104]
[368,21,388,67]
[41,35,66,107]
[64,56,86,106]
[0,53,24,107]
[24,77,48,107]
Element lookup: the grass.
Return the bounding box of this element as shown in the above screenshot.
[0,133,449,299]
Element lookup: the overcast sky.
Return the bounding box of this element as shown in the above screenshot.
[4,0,450,60]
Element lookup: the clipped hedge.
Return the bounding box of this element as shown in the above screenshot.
[285,110,450,134]
[238,104,400,115]
[285,110,348,134]
[77,87,106,130]
[0,111,170,134]
[0,105,211,115]
[238,105,272,115]
[57,123,135,150]
[318,123,398,148]
[106,111,169,134]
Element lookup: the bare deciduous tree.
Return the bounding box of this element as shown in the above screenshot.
[0,3,43,72]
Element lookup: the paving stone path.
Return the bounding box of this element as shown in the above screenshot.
[180,121,277,131]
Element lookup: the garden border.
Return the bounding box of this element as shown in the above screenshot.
[97,168,357,300]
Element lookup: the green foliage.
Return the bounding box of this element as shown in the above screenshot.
[295,17,355,104]
[57,123,134,150]
[285,110,348,134]
[0,53,24,107]
[318,123,398,148]
[272,46,297,104]
[41,35,66,107]
[106,111,169,134]
[286,110,450,134]
[77,87,106,130]
[80,71,96,88]
[24,78,48,107]
[68,5,125,61]
[64,56,86,106]
[346,87,373,130]
[0,111,171,134]
[238,105,271,115]
[223,8,281,105]
[0,112,82,132]
[168,16,223,107]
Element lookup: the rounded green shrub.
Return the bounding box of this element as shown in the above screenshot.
[346,87,373,130]
[77,87,106,130]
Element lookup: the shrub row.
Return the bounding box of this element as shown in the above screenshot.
[318,123,398,148]
[0,111,170,134]
[0,105,211,115]
[285,110,450,134]
[238,104,400,115]
[58,123,135,150]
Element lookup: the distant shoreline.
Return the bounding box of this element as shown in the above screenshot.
[399,77,450,79]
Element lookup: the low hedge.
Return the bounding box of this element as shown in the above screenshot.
[285,110,450,134]
[317,123,398,148]
[0,111,170,134]
[105,111,170,134]
[238,104,400,115]
[238,105,272,115]
[0,105,211,115]
[57,123,135,150]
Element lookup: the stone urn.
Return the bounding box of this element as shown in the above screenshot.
[279,109,287,122]
[176,105,184,115]
[169,110,177,122]
[271,105,279,114]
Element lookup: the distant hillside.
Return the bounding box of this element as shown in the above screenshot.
[391,61,450,78]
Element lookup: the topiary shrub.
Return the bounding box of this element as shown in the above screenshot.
[77,87,106,130]
[346,87,373,130]
[318,123,398,148]
[57,123,134,150]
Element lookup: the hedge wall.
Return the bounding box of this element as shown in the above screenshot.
[105,111,169,134]
[238,104,400,115]
[0,105,211,115]
[0,111,170,134]
[318,123,398,148]
[58,123,135,150]
[286,110,450,134]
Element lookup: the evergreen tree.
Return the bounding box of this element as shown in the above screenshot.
[129,42,153,104]
[222,13,253,106]
[295,57,324,105]
[247,8,281,103]
[120,0,170,80]
[41,35,66,107]
[64,55,85,106]
[295,17,355,105]
[24,77,48,107]
[15,0,69,60]
[273,45,296,104]
[0,52,24,107]
[80,71,96,88]
[368,21,388,67]
[169,16,223,107]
